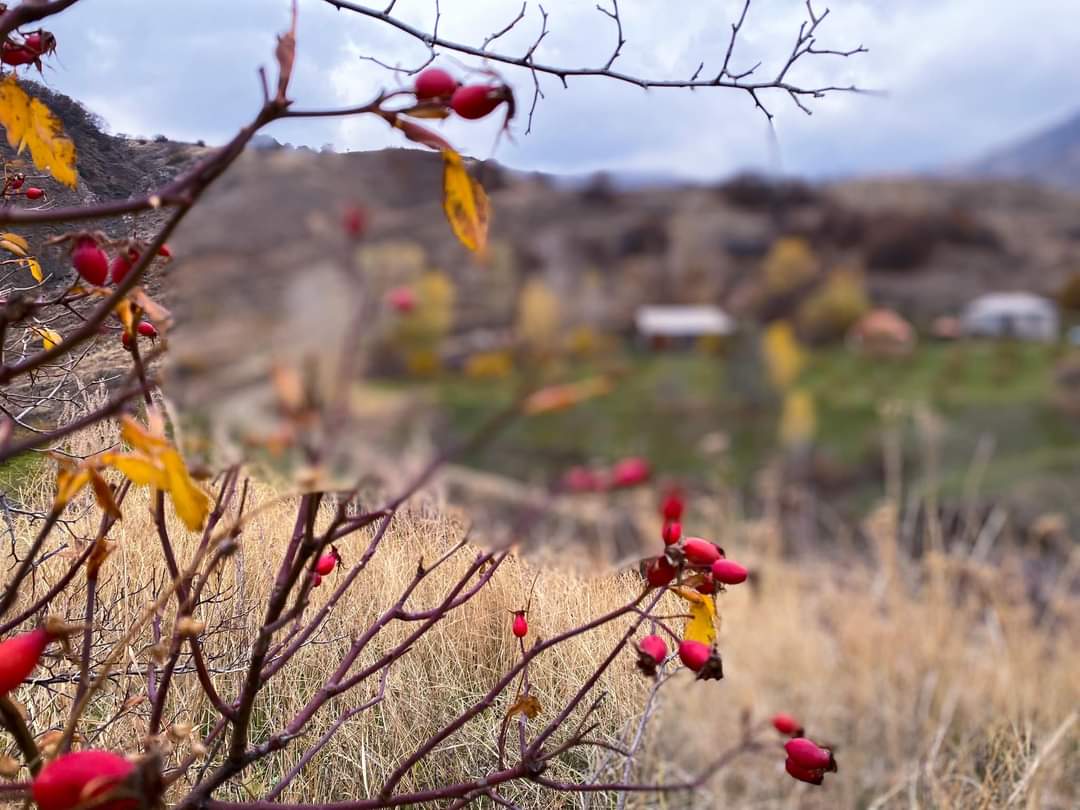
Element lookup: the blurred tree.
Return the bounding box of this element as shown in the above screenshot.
[516,278,561,355]
[797,265,871,342]
[762,236,820,295]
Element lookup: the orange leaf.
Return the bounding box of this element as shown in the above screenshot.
[100,452,168,489]
[442,149,489,255]
[505,693,541,720]
[88,469,122,519]
[54,467,91,509]
[394,117,453,152]
[522,376,614,416]
[162,449,210,531]
[119,416,170,456]
[0,76,77,187]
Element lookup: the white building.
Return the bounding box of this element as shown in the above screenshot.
[635,305,736,347]
[960,293,1059,342]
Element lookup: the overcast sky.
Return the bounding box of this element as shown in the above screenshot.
[39,0,1080,181]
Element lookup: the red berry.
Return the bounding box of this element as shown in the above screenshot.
[638,634,667,665]
[450,84,504,120]
[121,332,133,350]
[610,457,650,488]
[312,574,323,588]
[511,611,528,638]
[25,186,45,200]
[9,175,25,190]
[137,321,158,338]
[387,286,416,314]
[1,43,36,66]
[683,537,721,567]
[561,465,601,493]
[342,205,367,239]
[22,32,55,57]
[0,627,50,696]
[414,67,458,100]
[660,489,684,521]
[157,244,172,258]
[661,521,681,545]
[32,750,137,810]
[315,554,337,576]
[711,558,748,585]
[109,253,133,285]
[784,738,835,772]
[72,238,109,286]
[677,640,710,671]
[644,556,676,588]
[772,713,803,736]
[695,573,717,595]
[784,757,824,785]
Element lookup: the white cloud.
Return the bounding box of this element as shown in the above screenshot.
[35,0,1080,180]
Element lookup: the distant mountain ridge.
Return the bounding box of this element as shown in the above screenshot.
[970,110,1080,190]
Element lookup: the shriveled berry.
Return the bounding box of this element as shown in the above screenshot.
[660,488,684,521]
[772,713,803,736]
[315,553,337,576]
[511,611,528,638]
[0,627,50,696]
[784,757,824,785]
[9,174,25,190]
[662,521,681,545]
[610,457,650,488]
[25,186,45,200]
[683,537,722,567]
[450,84,504,120]
[711,558,748,585]
[32,750,137,810]
[72,238,109,286]
[1,43,36,66]
[644,556,676,588]
[784,738,835,772]
[695,573,717,595]
[22,31,55,58]
[414,67,458,100]
[387,286,417,314]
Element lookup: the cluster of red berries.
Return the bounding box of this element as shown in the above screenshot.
[1,29,56,71]
[638,488,752,681]
[311,546,342,589]
[1,625,145,807]
[412,67,511,122]
[2,173,46,201]
[561,456,651,493]
[71,235,172,288]
[769,714,838,786]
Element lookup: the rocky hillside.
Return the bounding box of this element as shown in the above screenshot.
[8,83,1080,344]
[971,109,1080,191]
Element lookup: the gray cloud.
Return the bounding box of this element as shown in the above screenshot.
[38,0,1080,180]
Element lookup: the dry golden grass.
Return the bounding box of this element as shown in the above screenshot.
[2,453,1077,809]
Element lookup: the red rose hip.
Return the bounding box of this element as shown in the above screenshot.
[25,186,45,200]
[660,489,684,521]
[785,738,835,772]
[414,67,458,100]
[677,640,710,671]
[784,757,824,785]
[0,627,50,696]
[610,457,650,488]
[644,556,676,588]
[315,553,337,576]
[511,611,528,638]
[32,750,137,810]
[772,712,803,736]
[683,537,721,566]
[450,84,504,120]
[711,558,748,585]
[72,238,109,286]
[661,521,681,545]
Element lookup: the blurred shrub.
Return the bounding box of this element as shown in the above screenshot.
[1057,272,1080,312]
[762,320,807,389]
[393,271,456,375]
[937,207,1002,249]
[762,236,820,295]
[464,350,513,380]
[617,217,669,257]
[516,279,562,353]
[579,172,619,206]
[717,172,819,209]
[797,266,871,343]
[864,214,938,271]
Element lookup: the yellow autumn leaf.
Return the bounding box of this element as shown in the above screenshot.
[34,326,61,350]
[522,376,614,416]
[119,415,171,456]
[442,149,489,255]
[0,232,28,256]
[505,693,542,720]
[762,320,806,390]
[114,299,136,336]
[24,258,42,283]
[0,76,78,188]
[54,467,91,509]
[162,449,210,531]
[673,586,718,647]
[100,452,169,490]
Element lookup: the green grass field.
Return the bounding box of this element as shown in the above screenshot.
[408,339,1080,510]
